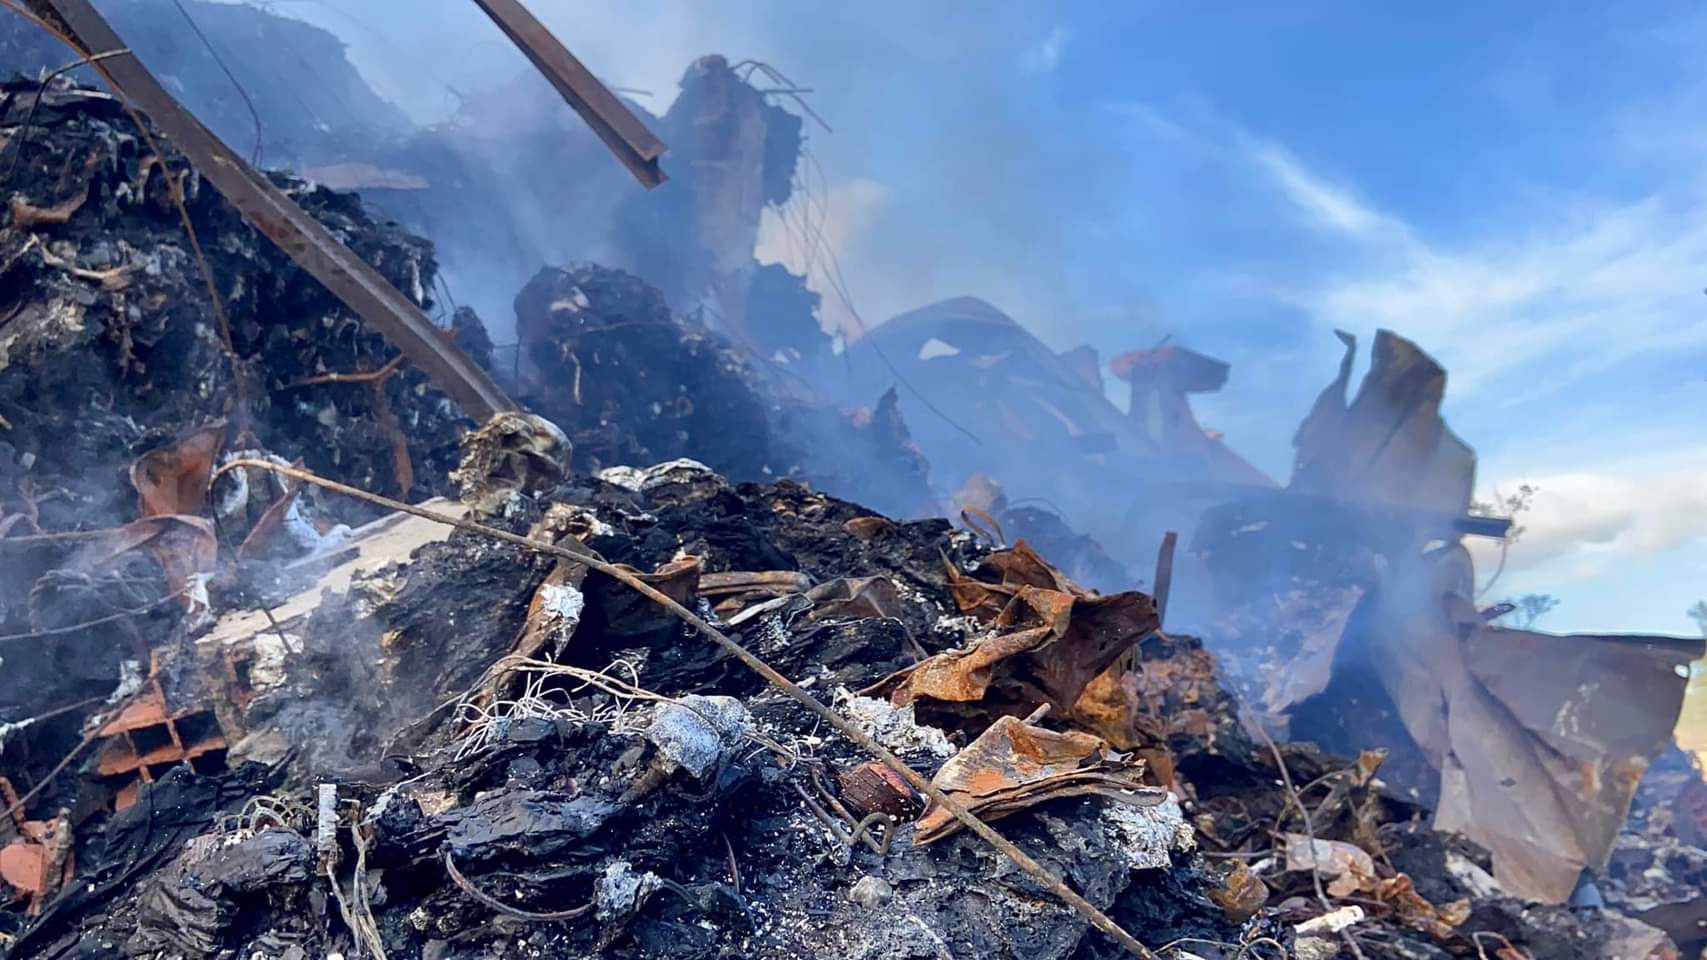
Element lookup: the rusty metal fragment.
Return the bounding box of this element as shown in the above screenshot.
[129,424,223,519]
[834,761,921,820]
[8,187,86,227]
[700,571,814,599]
[841,516,896,541]
[234,466,305,562]
[869,541,1158,741]
[69,515,217,612]
[1205,858,1267,922]
[804,576,899,622]
[913,714,1163,844]
[1152,530,1177,625]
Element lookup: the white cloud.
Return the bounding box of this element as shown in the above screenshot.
[1190,121,1707,631]
[1240,135,1707,400]
[1021,25,1070,74]
[1468,468,1707,576]
[1244,140,1394,240]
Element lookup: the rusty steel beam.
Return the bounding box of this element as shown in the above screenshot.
[39,0,517,423]
[470,0,666,189]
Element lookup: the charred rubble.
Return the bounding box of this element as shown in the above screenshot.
[0,78,474,528]
[509,261,933,520]
[6,430,1675,960]
[1,12,1705,960]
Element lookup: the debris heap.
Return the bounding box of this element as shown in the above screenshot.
[0,77,480,533]
[1,28,1705,960]
[510,261,934,520]
[4,427,1689,959]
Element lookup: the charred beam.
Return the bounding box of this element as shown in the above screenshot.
[36,0,517,424]
[469,0,667,189]
[1140,479,1515,540]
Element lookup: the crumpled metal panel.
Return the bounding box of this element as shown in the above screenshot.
[1441,619,1701,901]
[1370,551,1704,903]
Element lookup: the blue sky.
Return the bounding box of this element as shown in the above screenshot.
[244,1,1707,636]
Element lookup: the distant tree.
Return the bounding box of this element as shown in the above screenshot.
[1499,593,1560,629]
[1688,600,1707,637]
[1474,483,1537,599]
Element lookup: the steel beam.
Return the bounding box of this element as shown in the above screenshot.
[470,0,667,189]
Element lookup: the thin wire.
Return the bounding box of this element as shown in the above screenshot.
[1227,682,1370,960]
[0,685,147,822]
[771,132,982,445]
[1,694,104,728]
[169,0,262,167]
[443,849,594,921]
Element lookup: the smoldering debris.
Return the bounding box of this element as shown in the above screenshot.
[5,418,1691,959]
[509,261,935,520]
[1197,330,1702,905]
[0,77,475,529]
[1,9,1705,960]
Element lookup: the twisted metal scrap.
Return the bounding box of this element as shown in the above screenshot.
[211,459,1157,959]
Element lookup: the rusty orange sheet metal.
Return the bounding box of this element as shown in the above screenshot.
[868,541,1158,742]
[129,423,223,519]
[914,714,1163,844]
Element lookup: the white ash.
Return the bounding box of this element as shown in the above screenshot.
[595,465,646,491]
[833,690,954,760]
[1037,792,1193,873]
[1100,793,1195,869]
[639,458,720,490]
[596,860,659,921]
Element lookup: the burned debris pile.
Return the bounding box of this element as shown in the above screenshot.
[2,14,1705,960]
[0,433,1588,958]
[0,74,488,867]
[0,78,476,531]
[509,261,935,521]
[511,263,776,480]
[6,417,1692,959]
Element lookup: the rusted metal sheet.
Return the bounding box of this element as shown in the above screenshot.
[470,0,666,189]
[40,0,517,424]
